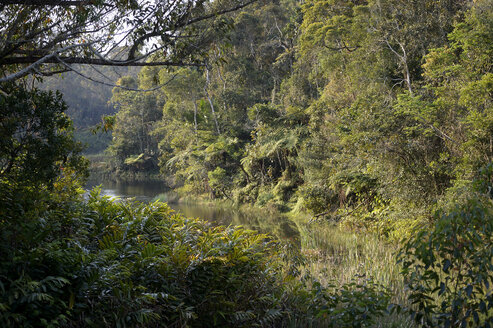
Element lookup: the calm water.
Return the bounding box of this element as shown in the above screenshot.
[85,179,168,202]
[85,178,300,244]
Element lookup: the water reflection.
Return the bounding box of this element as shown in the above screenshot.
[172,203,300,244]
[85,179,300,245]
[85,178,168,202]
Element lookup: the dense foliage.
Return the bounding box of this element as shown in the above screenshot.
[108,0,492,236]
[0,86,392,325]
[0,187,394,327]
[102,0,493,324]
[399,199,493,327]
[0,86,86,326]
[1,86,394,327]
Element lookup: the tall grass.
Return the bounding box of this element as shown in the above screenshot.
[84,152,111,162]
[153,191,181,203]
[296,219,407,302]
[290,214,415,327]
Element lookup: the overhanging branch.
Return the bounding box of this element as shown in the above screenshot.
[0,0,111,6]
[54,55,181,91]
[177,0,257,28]
[0,0,258,84]
[1,56,204,67]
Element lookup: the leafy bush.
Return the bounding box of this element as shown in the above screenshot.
[208,166,232,199]
[256,190,275,207]
[311,279,392,328]
[300,184,338,215]
[233,183,259,204]
[0,87,88,327]
[398,199,493,327]
[69,189,293,327]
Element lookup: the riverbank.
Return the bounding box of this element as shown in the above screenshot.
[153,194,411,309]
[88,179,413,326]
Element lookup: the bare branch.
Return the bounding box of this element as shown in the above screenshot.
[383,38,412,93]
[176,0,256,28]
[0,0,111,6]
[0,42,94,82]
[54,55,180,92]
[323,44,359,52]
[32,66,70,76]
[1,55,203,67]
[204,64,220,134]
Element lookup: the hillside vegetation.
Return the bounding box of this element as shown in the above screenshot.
[109,0,492,239]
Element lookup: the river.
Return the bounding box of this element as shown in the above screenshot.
[83,179,402,300]
[85,178,301,244]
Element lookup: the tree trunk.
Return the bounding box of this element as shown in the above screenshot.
[193,96,198,134]
[204,66,220,135]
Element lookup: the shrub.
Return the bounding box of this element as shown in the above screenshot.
[311,279,392,328]
[398,199,493,327]
[300,184,337,215]
[72,189,294,327]
[233,183,259,204]
[256,190,275,207]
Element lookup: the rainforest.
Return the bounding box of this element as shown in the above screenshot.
[0,0,492,327]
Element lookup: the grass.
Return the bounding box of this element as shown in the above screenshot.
[297,220,406,301]
[159,198,411,299]
[288,213,415,327]
[84,152,111,162]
